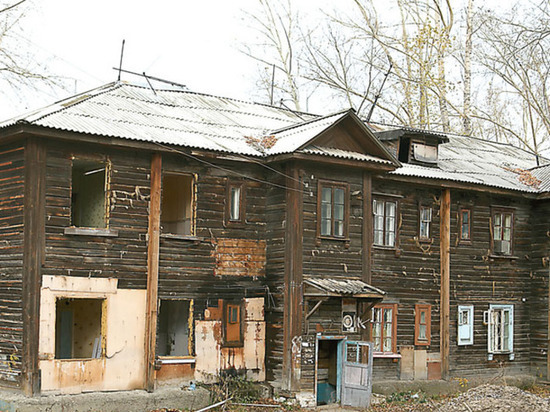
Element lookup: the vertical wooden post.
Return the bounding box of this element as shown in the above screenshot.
[145,153,162,392]
[547,266,550,380]
[283,162,303,392]
[362,172,373,342]
[22,137,46,396]
[440,188,451,379]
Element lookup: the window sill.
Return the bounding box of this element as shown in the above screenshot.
[157,356,196,365]
[489,254,519,260]
[160,233,203,242]
[373,245,397,251]
[64,227,119,237]
[373,353,401,359]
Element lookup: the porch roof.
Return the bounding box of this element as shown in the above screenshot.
[303,278,386,299]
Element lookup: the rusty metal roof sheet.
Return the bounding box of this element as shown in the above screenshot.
[304,277,386,297]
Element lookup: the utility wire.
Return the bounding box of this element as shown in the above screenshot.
[152,142,310,194]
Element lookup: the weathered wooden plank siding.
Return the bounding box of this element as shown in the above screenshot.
[371,180,442,378]
[264,170,287,388]
[448,191,532,378]
[43,144,150,289]
[0,145,25,387]
[528,199,550,379]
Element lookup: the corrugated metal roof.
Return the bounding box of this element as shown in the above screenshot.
[304,278,386,296]
[380,127,546,193]
[300,145,393,164]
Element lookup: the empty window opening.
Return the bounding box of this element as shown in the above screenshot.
[398,138,411,163]
[157,299,192,357]
[55,298,104,359]
[161,174,194,235]
[71,158,107,228]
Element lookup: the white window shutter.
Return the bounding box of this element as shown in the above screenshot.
[458,305,473,346]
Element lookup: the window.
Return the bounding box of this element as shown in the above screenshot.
[55,298,104,359]
[226,182,245,224]
[459,208,471,242]
[458,305,474,346]
[492,209,513,255]
[414,304,431,346]
[487,304,513,354]
[371,304,397,353]
[224,302,242,346]
[419,206,432,239]
[71,158,109,228]
[373,199,397,247]
[157,299,193,357]
[318,181,348,238]
[161,174,195,236]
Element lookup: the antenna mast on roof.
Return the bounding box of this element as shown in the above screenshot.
[112,67,188,90]
[117,40,125,82]
[362,62,392,122]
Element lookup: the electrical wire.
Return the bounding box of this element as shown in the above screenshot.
[153,142,311,195]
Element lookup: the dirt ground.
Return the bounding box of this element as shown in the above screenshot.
[367,384,550,412]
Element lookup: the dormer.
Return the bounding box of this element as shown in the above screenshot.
[373,127,449,167]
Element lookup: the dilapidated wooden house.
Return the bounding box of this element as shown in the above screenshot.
[0,82,549,407]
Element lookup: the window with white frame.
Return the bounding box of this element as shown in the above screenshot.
[419,206,432,239]
[458,305,474,346]
[373,199,397,247]
[487,304,513,354]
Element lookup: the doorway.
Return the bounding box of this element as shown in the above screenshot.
[315,336,343,405]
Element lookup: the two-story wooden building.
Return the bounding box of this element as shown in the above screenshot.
[0,82,549,407]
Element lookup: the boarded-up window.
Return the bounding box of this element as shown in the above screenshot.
[71,158,108,228]
[414,304,431,346]
[55,298,104,359]
[371,304,397,353]
[224,302,242,346]
[157,299,193,357]
[458,305,474,346]
[373,199,397,247]
[161,174,194,235]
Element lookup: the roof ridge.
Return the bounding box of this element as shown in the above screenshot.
[269,109,349,135]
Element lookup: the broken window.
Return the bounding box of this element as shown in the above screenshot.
[224,302,242,346]
[371,304,397,353]
[414,304,431,346]
[318,181,348,239]
[487,304,513,354]
[226,182,245,224]
[373,199,397,247]
[492,209,513,255]
[55,298,104,359]
[161,174,195,236]
[458,305,474,346]
[71,158,109,228]
[157,299,193,357]
[419,206,432,239]
[459,208,471,242]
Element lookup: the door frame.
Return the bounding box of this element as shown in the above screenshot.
[315,334,346,405]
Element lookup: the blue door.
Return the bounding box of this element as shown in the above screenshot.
[341,341,373,407]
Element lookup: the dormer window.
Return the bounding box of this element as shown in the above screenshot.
[412,143,437,163]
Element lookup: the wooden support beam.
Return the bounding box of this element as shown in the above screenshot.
[282,162,303,392]
[440,188,451,379]
[145,153,162,392]
[22,137,46,395]
[305,299,325,320]
[362,172,372,285]
[547,266,550,381]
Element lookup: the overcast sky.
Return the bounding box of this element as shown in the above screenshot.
[2,0,342,119]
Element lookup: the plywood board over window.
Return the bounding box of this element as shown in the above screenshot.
[157,299,194,357]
